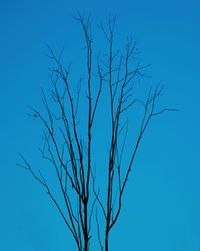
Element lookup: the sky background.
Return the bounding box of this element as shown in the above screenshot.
[0,0,200,250]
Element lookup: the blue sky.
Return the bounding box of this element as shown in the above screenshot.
[0,0,200,250]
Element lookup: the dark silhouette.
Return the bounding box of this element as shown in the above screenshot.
[18,15,176,251]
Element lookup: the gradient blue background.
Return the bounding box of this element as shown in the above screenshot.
[1,0,200,250]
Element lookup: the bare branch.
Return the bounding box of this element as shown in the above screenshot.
[20,15,176,251]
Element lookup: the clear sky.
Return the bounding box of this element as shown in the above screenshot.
[0,0,200,250]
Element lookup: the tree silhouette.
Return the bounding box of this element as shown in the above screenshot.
[18,15,176,251]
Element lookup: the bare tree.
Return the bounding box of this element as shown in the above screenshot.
[18,15,176,251]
